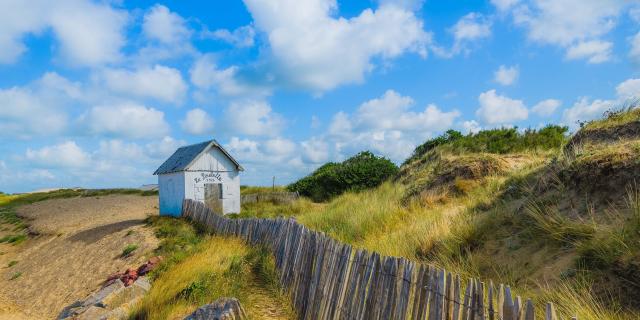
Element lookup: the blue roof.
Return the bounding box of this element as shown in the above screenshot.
[153,140,243,175]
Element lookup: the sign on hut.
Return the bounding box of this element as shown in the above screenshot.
[153,140,243,216]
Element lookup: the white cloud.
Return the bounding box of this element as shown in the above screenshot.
[81,103,170,139]
[354,90,459,132]
[0,0,128,66]
[562,97,613,128]
[491,0,520,11]
[461,120,482,134]
[325,90,460,161]
[494,65,519,85]
[145,136,187,159]
[476,89,529,124]
[532,99,561,116]
[181,108,214,135]
[630,31,640,62]
[244,0,430,92]
[226,137,262,160]
[328,112,353,137]
[205,25,255,48]
[0,87,67,138]
[451,13,492,53]
[95,139,148,162]
[190,55,269,97]
[225,100,285,136]
[143,4,191,45]
[26,141,90,169]
[565,40,613,64]
[300,138,330,163]
[510,0,624,63]
[616,78,640,98]
[101,65,187,104]
[264,138,296,158]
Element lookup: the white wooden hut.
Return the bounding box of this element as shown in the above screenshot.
[153,140,243,216]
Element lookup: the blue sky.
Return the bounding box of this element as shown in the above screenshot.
[1,0,640,193]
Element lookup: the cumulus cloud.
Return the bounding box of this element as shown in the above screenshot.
[81,103,170,139]
[509,0,625,63]
[204,25,256,48]
[449,13,492,55]
[145,136,187,159]
[190,55,269,97]
[0,0,128,66]
[143,4,191,45]
[0,72,80,138]
[562,97,613,128]
[461,120,482,134]
[476,89,528,125]
[300,137,330,163]
[244,0,431,92]
[224,100,285,136]
[631,31,640,62]
[532,99,561,116]
[325,90,460,161]
[616,78,640,98]
[100,65,188,104]
[565,40,613,64]
[26,141,91,169]
[494,65,519,85]
[181,108,214,135]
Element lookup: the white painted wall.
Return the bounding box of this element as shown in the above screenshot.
[158,171,185,216]
[184,170,240,214]
[158,146,241,216]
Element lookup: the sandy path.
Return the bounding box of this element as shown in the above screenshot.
[0,195,159,319]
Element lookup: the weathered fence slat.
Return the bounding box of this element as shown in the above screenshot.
[180,199,572,320]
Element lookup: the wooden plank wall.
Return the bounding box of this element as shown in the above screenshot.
[182,199,574,320]
[240,192,299,205]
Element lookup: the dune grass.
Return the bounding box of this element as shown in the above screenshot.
[132,217,295,320]
[240,185,287,195]
[237,148,639,318]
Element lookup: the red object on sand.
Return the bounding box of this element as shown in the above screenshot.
[104,256,164,287]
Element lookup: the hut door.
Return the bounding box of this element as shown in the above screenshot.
[204,183,223,214]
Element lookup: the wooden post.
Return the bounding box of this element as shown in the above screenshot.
[524,299,535,320]
[545,302,557,320]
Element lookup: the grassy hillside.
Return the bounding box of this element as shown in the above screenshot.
[238,108,640,319]
[131,217,295,319]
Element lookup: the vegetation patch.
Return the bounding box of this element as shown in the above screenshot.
[132,218,294,320]
[403,125,567,165]
[240,185,287,195]
[121,244,139,257]
[288,151,398,202]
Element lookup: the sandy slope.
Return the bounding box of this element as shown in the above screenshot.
[0,195,159,319]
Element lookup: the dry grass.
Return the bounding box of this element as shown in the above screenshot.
[582,106,640,131]
[240,186,288,195]
[132,236,295,320]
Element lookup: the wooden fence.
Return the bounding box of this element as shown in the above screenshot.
[182,199,574,320]
[241,191,299,205]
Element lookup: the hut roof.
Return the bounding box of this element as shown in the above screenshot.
[153,140,243,175]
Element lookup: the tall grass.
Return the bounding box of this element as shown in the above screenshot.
[133,217,295,319]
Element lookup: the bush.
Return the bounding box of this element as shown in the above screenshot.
[404,125,568,164]
[288,151,399,202]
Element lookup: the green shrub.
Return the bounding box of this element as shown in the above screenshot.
[405,125,568,165]
[288,151,399,202]
[121,244,139,257]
